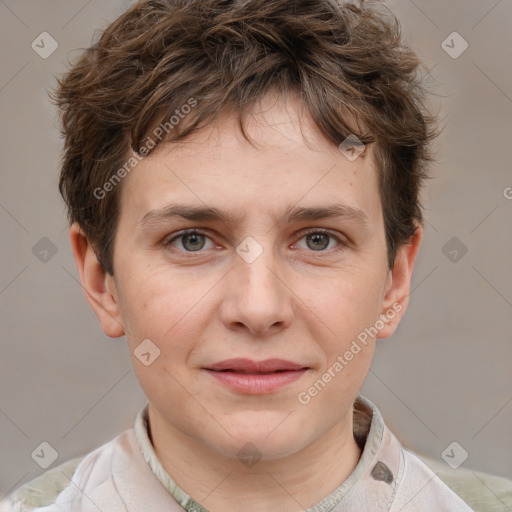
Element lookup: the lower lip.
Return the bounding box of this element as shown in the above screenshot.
[204,369,308,394]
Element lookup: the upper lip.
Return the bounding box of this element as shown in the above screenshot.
[205,358,308,373]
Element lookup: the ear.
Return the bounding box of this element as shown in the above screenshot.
[376,223,423,340]
[69,222,125,338]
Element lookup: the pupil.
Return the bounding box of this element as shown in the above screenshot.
[308,233,329,251]
[184,233,205,251]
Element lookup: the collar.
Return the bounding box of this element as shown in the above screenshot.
[133,394,400,512]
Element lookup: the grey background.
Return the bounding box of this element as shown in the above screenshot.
[1,0,511,499]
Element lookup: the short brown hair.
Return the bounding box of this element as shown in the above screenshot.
[52,0,439,275]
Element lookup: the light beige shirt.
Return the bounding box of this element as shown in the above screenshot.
[3,395,503,511]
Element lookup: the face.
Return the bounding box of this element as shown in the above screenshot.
[73,93,420,462]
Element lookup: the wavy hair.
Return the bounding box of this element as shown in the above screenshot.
[52,0,440,274]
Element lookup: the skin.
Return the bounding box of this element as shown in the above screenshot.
[70,92,422,512]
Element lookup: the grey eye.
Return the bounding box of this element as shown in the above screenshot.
[165,230,213,252]
[305,232,331,251]
[180,232,206,251]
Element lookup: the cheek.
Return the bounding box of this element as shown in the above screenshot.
[296,274,381,411]
[116,264,213,362]
[121,285,201,400]
[299,267,386,341]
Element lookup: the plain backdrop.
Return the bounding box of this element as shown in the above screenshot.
[1,0,511,499]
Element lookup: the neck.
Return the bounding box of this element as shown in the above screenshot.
[147,406,362,512]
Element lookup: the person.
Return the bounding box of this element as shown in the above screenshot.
[2,0,511,510]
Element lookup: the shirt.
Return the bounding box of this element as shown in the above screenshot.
[0,395,486,511]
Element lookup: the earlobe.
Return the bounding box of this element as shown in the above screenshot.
[69,222,125,338]
[376,224,424,340]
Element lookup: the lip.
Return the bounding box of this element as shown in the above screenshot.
[203,358,309,394]
[206,358,307,373]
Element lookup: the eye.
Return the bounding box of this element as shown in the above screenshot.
[164,229,215,252]
[163,228,348,255]
[294,229,347,252]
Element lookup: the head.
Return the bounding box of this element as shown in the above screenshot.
[53,0,438,461]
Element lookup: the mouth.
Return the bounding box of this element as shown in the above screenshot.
[203,358,310,394]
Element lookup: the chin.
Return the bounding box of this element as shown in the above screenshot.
[206,422,309,463]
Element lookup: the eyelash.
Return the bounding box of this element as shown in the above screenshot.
[163,228,348,255]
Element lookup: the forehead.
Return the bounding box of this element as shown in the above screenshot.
[117,94,382,228]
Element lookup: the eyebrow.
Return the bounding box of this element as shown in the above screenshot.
[138,202,368,229]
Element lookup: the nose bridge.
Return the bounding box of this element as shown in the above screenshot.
[239,244,281,296]
[222,236,294,335]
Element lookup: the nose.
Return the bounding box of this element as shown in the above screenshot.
[219,242,295,338]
